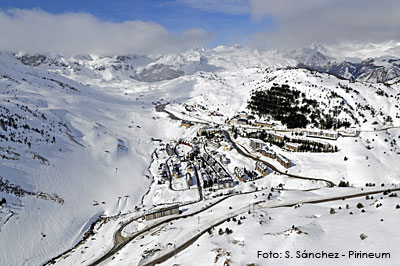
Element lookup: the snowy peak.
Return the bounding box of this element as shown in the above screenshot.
[288,45,400,83]
[10,43,400,84]
[287,47,332,68]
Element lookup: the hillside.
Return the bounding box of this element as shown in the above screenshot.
[0,47,399,265]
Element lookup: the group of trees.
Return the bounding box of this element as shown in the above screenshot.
[0,177,64,204]
[0,107,57,147]
[0,197,6,206]
[247,84,310,129]
[247,84,351,129]
[218,227,233,235]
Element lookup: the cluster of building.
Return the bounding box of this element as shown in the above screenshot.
[157,163,168,182]
[177,139,200,160]
[249,139,292,168]
[229,112,275,128]
[227,112,360,148]
[202,152,235,190]
[198,126,222,136]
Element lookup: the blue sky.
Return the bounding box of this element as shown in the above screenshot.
[0,0,398,55]
[0,0,275,48]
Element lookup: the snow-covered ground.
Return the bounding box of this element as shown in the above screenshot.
[0,47,399,266]
[160,188,400,266]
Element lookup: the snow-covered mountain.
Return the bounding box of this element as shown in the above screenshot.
[286,44,400,83]
[0,45,400,266]
[296,55,400,83]
[13,43,400,85]
[14,46,288,84]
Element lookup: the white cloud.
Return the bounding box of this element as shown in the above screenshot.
[176,0,250,15]
[0,9,213,55]
[248,0,400,49]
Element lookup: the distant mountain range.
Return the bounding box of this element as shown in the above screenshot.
[287,47,400,83]
[12,42,400,84]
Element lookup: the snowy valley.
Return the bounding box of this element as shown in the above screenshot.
[0,45,400,266]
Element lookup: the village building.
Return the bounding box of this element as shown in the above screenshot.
[223,143,232,151]
[258,149,276,159]
[207,156,217,166]
[214,163,222,173]
[208,141,221,149]
[185,164,194,172]
[216,168,229,180]
[306,129,321,138]
[186,173,194,186]
[144,205,180,221]
[253,121,274,128]
[237,118,248,125]
[318,141,332,150]
[178,139,193,147]
[181,120,193,128]
[172,168,180,179]
[166,144,174,156]
[255,161,269,176]
[201,173,211,186]
[338,127,359,137]
[217,178,234,190]
[234,167,247,181]
[322,130,338,140]
[285,142,301,152]
[186,146,200,160]
[238,112,248,119]
[230,118,248,125]
[161,171,168,180]
[216,153,229,165]
[157,163,166,175]
[198,126,221,136]
[246,130,262,138]
[249,138,265,150]
[277,154,292,168]
[271,133,285,142]
[305,129,338,140]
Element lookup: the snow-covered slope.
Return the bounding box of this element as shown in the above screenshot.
[0,51,156,265]
[0,45,399,266]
